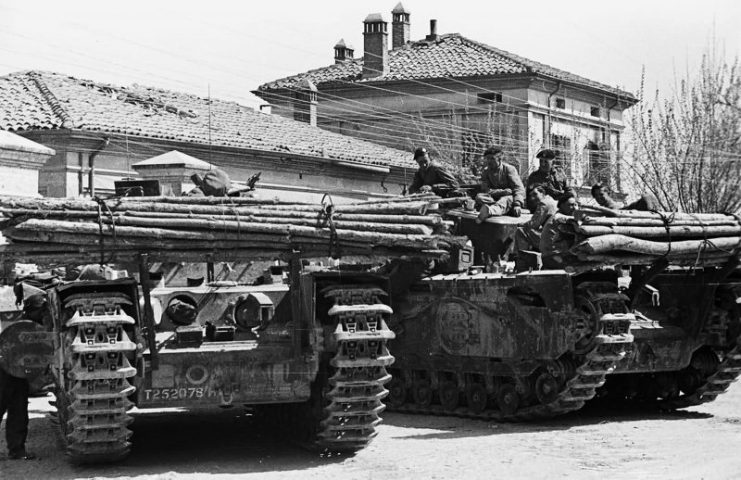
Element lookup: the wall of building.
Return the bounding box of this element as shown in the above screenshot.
[21,131,407,201]
[266,76,631,189]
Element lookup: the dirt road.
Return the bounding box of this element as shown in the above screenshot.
[2,384,740,480]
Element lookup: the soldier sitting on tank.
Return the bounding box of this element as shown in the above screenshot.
[513,185,557,253]
[475,146,525,223]
[408,147,458,195]
[186,168,232,197]
[591,183,659,211]
[526,149,576,211]
[540,192,579,269]
[0,293,48,460]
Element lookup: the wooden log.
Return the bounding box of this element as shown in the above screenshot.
[576,224,741,238]
[112,196,305,206]
[576,215,739,227]
[0,196,433,218]
[576,206,736,221]
[356,194,438,205]
[571,234,741,256]
[123,210,444,226]
[0,207,444,230]
[7,218,464,251]
[5,229,290,250]
[578,250,732,263]
[96,212,434,236]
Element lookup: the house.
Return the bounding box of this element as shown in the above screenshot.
[0,130,54,196]
[254,3,639,191]
[0,71,420,202]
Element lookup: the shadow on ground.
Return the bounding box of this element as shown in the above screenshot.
[383,398,713,441]
[2,404,347,480]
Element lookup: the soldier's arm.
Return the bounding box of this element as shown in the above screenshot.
[433,165,458,189]
[408,171,423,194]
[508,166,526,207]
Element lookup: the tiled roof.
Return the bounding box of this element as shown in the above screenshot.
[257,33,636,100]
[0,71,416,169]
[0,130,55,156]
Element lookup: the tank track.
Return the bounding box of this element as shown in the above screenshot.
[655,286,741,410]
[52,292,138,463]
[317,285,395,450]
[387,290,634,421]
[656,335,741,410]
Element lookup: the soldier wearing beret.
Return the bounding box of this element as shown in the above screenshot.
[526,149,574,211]
[475,146,526,222]
[408,147,458,194]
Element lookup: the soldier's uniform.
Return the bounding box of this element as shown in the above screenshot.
[0,293,46,460]
[526,149,575,211]
[477,161,526,217]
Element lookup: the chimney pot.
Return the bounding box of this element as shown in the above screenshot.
[363,13,389,79]
[426,19,439,41]
[391,2,411,49]
[334,38,354,64]
[293,79,318,126]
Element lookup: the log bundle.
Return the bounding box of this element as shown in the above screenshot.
[0,194,468,265]
[547,206,741,268]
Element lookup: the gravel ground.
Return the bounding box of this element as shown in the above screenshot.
[1,383,740,480]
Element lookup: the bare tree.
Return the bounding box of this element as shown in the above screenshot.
[624,43,741,213]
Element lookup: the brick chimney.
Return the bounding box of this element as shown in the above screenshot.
[426,19,439,41]
[294,79,317,126]
[391,2,410,49]
[363,13,388,79]
[334,39,354,64]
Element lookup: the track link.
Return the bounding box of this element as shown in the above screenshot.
[387,291,634,421]
[53,292,138,463]
[317,285,395,450]
[657,286,741,410]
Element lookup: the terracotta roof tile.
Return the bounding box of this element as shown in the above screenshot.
[0,71,416,169]
[258,33,635,100]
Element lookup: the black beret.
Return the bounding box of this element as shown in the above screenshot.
[536,149,557,160]
[413,147,428,159]
[483,146,503,156]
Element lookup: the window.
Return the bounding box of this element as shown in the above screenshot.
[477,92,503,104]
[590,106,601,117]
[555,97,566,109]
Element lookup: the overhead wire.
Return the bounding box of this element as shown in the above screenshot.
[2,3,738,172]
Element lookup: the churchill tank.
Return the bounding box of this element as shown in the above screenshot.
[384,208,741,419]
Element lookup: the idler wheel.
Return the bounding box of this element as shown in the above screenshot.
[387,378,407,408]
[465,384,488,414]
[534,372,559,405]
[496,384,520,415]
[678,367,704,395]
[438,381,460,411]
[413,380,433,407]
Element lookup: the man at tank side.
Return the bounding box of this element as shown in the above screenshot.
[0,293,47,460]
[514,185,558,253]
[526,149,575,211]
[540,193,579,269]
[475,146,525,223]
[591,183,660,211]
[408,147,458,194]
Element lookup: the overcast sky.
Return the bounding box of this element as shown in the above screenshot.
[1,0,739,109]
